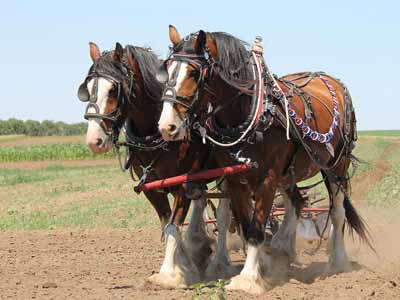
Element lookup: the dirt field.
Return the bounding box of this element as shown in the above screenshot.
[1,213,399,300]
[0,134,399,299]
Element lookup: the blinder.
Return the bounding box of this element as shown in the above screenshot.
[77,66,135,138]
[77,81,90,102]
[158,53,210,109]
[156,61,169,84]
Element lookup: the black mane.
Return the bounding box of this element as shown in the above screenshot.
[125,46,162,102]
[88,46,162,102]
[89,51,126,81]
[208,32,253,84]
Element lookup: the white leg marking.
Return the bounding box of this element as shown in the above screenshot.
[147,224,200,288]
[226,244,270,294]
[241,244,262,277]
[159,224,180,274]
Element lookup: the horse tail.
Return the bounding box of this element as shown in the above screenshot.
[343,194,376,253]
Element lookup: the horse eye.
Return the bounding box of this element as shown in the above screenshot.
[189,69,200,79]
[109,86,118,96]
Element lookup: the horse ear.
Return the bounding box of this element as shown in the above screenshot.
[169,25,181,46]
[113,42,124,62]
[206,36,217,59]
[126,46,140,74]
[89,42,100,62]
[195,30,206,53]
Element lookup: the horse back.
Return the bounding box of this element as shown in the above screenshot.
[278,72,356,150]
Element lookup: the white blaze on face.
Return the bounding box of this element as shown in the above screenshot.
[85,78,114,153]
[158,61,188,141]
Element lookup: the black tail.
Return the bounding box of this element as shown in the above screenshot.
[343,195,375,253]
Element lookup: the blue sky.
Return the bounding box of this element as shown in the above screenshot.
[0,0,398,130]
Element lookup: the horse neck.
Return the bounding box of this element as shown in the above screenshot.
[126,81,160,137]
[210,78,252,128]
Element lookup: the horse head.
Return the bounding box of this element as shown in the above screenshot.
[157,26,216,141]
[157,25,253,142]
[77,42,160,154]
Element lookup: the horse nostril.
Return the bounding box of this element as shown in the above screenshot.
[96,138,103,146]
[168,124,177,133]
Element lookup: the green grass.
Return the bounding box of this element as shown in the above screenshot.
[366,143,400,208]
[358,130,400,137]
[0,142,112,162]
[0,164,110,186]
[0,162,160,230]
[0,133,399,231]
[352,137,392,173]
[192,280,228,300]
[298,136,393,194]
[0,196,158,230]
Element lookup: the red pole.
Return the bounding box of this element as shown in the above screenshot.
[273,207,328,213]
[136,163,256,192]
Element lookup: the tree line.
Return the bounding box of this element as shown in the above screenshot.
[0,118,88,136]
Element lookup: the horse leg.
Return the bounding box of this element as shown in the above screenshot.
[205,181,235,279]
[323,173,353,274]
[184,195,213,274]
[271,185,305,262]
[226,174,276,294]
[143,190,171,231]
[147,188,200,288]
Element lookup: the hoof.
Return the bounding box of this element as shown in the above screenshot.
[205,259,236,280]
[324,260,353,276]
[147,271,199,289]
[226,274,270,294]
[185,233,213,273]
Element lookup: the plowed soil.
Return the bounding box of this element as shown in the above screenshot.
[0,215,399,300]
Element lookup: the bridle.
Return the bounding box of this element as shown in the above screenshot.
[157,37,267,148]
[77,61,136,139]
[157,47,215,127]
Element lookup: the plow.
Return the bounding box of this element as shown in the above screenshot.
[136,163,331,242]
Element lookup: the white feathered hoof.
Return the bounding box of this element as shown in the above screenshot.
[147,270,200,289]
[205,257,236,280]
[226,274,270,294]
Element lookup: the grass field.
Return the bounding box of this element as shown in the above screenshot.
[0,131,399,230]
[0,143,113,162]
[358,130,400,137]
[0,135,112,162]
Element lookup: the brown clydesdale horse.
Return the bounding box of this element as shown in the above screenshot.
[77,42,232,288]
[157,25,372,293]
